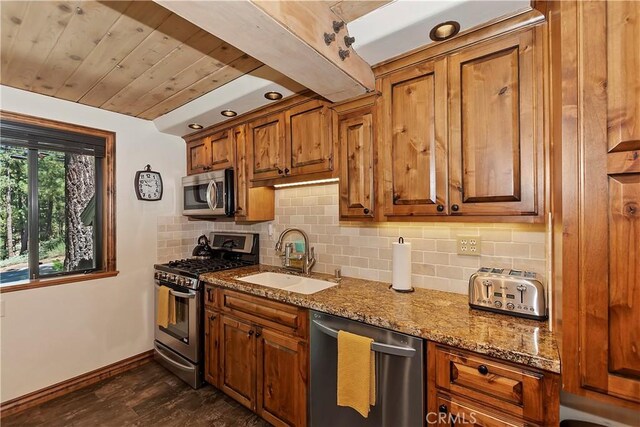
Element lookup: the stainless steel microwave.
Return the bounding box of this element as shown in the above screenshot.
[182,169,234,217]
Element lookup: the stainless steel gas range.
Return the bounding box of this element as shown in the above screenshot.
[153,232,259,388]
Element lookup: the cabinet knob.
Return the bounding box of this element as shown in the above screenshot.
[451,204,459,212]
[255,331,261,338]
[247,330,254,337]
[436,204,444,212]
[210,314,216,321]
[438,404,448,414]
[477,364,489,375]
[277,168,284,175]
[284,168,290,175]
[363,208,370,214]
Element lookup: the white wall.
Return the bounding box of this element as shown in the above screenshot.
[0,86,185,402]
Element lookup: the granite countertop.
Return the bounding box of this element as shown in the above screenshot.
[201,265,560,373]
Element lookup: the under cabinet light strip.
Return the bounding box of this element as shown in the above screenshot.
[273,178,339,188]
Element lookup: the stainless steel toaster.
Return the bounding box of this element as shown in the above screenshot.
[468,267,547,320]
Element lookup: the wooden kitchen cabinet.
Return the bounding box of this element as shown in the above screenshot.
[552,0,640,409]
[448,29,541,216]
[378,58,449,217]
[285,99,334,177]
[427,343,559,426]
[248,112,286,182]
[335,95,378,220]
[233,125,275,222]
[220,314,257,410]
[186,138,210,175]
[186,130,233,175]
[208,129,234,171]
[256,327,308,427]
[206,288,309,425]
[204,309,220,387]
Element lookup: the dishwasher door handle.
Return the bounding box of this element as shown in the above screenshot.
[312,320,416,358]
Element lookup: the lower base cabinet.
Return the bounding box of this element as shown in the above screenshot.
[205,288,308,427]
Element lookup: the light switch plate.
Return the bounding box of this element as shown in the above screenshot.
[457,235,481,256]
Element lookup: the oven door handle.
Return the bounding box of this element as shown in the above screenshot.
[154,343,196,371]
[312,320,416,358]
[155,284,196,299]
[205,180,218,211]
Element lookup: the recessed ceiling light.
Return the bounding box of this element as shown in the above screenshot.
[429,21,460,42]
[264,91,283,101]
[188,123,203,129]
[221,110,237,117]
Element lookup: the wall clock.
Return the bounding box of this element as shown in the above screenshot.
[134,164,163,201]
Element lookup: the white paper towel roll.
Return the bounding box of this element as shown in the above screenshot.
[392,238,412,291]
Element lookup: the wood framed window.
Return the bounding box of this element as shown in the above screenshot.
[0,111,116,292]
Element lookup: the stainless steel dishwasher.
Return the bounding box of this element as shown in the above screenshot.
[309,311,424,427]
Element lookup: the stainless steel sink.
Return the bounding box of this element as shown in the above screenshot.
[236,272,337,295]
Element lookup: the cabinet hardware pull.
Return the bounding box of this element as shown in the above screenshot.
[477,364,489,375]
[438,404,448,414]
[255,331,261,338]
[363,208,370,214]
[284,168,290,175]
[451,204,459,212]
[437,204,444,212]
[248,330,254,337]
[277,168,284,175]
[210,315,216,321]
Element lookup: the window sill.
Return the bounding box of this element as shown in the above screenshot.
[0,271,120,293]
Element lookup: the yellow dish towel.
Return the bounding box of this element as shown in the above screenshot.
[157,286,176,328]
[337,330,376,418]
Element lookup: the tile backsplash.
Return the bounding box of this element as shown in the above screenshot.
[212,183,547,294]
[157,215,208,263]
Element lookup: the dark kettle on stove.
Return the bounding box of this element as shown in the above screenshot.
[192,235,214,259]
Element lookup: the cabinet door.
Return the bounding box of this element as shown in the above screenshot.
[379,59,448,216]
[286,100,334,177]
[449,30,539,216]
[339,110,374,219]
[249,112,286,181]
[204,310,220,387]
[578,0,640,403]
[209,130,233,170]
[186,138,211,175]
[220,314,256,410]
[256,328,307,427]
[234,125,275,222]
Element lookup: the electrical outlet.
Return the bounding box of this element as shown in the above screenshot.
[457,235,481,256]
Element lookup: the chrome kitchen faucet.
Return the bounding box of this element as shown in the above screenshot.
[275,228,316,275]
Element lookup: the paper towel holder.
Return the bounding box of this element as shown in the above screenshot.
[391,236,415,293]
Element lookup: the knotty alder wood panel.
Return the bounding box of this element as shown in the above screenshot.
[249,113,286,182]
[448,29,539,216]
[577,0,640,404]
[0,1,262,119]
[256,328,308,427]
[204,309,220,388]
[434,394,530,427]
[286,100,334,177]
[220,314,257,411]
[209,130,233,171]
[186,138,211,175]
[379,59,448,216]
[339,110,375,219]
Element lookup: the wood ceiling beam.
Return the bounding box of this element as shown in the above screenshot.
[153,0,375,102]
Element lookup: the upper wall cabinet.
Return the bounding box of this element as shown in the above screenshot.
[448,29,541,216]
[379,59,449,217]
[249,99,335,185]
[186,130,233,175]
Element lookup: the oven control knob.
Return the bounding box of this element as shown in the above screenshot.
[494,301,503,308]
[154,272,160,280]
[176,277,184,286]
[161,272,168,280]
[168,274,176,283]
[506,302,515,310]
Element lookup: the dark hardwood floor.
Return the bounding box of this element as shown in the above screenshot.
[3,362,270,427]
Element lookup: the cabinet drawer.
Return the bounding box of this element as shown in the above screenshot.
[435,346,545,422]
[204,285,219,308]
[221,289,308,338]
[435,394,538,427]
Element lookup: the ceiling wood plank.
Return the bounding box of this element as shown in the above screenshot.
[2,1,78,90]
[138,55,263,120]
[99,30,224,114]
[154,0,375,102]
[79,12,202,107]
[55,1,172,101]
[330,0,392,23]
[0,1,30,80]
[28,1,133,96]
[119,43,249,117]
